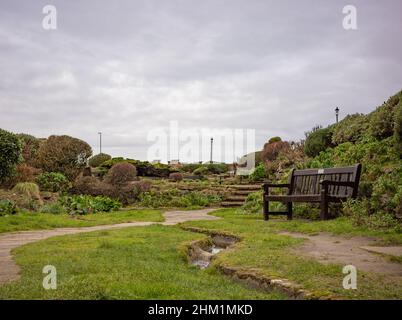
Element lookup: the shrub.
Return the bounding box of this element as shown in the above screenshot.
[368,92,400,140]
[73,176,102,195]
[2,164,38,187]
[36,172,70,193]
[104,162,137,186]
[0,200,17,216]
[262,140,290,162]
[169,172,183,181]
[100,158,172,178]
[193,166,209,176]
[331,113,368,145]
[237,191,263,214]
[17,133,41,166]
[268,136,282,144]
[304,126,333,157]
[181,163,203,173]
[40,202,66,215]
[88,153,112,167]
[62,195,121,215]
[394,99,402,158]
[0,128,22,183]
[249,163,266,182]
[36,135,92,180]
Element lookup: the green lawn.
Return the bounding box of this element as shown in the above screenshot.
[0,224,285,299]
[0,209,164,234]
[180,209,402,299]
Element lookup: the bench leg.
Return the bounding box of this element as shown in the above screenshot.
[263,199,269,221]
[287,202,293,220]
[320,190,329,220]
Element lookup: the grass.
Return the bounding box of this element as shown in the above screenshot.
[0,209,164,234]
[0,208,400,299]
[179,209,402,299]
[0,224,286,299]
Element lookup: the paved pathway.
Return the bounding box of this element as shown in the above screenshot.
[0,209,219,284]
[280,232,402,276]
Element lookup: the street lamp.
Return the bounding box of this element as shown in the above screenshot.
[98,132,102,154]
[335,107,340,123]
[210,137,213,164]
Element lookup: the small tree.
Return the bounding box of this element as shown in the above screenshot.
[16,133,41,166]
[37,135,92,181]
[0,128,22,183]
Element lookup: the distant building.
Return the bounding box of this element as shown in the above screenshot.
[151,160,161,164]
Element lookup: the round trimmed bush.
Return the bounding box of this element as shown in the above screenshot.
[104,162,137,186]
[0,128,22,182]
[88,153,112,168]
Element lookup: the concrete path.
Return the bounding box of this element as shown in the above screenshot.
[280,232,402,276]
[0,209,219,284]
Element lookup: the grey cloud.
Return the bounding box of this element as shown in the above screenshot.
[0,0,402,162]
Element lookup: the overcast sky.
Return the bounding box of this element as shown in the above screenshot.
[1,0,401,162]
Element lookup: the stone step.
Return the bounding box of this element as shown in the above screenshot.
[233,190,258,196]
[231,185,262,191]
[225,196,247,201]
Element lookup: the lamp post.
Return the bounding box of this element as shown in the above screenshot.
[210,137,213,164]
[98,132,102,154]
[335,107,340,123]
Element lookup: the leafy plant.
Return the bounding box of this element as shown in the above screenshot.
[36,172,70,193]
[0,200,17,216]
[249,163,266,182]
[62,195,121,215]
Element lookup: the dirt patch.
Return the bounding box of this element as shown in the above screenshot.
[280,232,402,276]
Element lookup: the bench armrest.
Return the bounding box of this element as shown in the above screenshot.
[319,180,355,187]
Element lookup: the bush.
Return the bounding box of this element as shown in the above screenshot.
[17,133,40,166]
[268,136,282,144]
[36,135,92,180]
[169,172,183,181]
[36,172,70,193]
[304,126,333,157]
[104,162,137,186]
[262,140,290,162]
[249,163,266,182]
[331,113,368,145]
[40,202,66,215]
[192,164,228,176]
[0,200,17,216]
[394,99,402,158]
[193,166,209,176]
[88,153,112,167]
[237,191,263,214]
[180,163,203,173]
[0,128,22,183]
[62,195,121,215]
[100,158,172,178]
[368,92,400,140]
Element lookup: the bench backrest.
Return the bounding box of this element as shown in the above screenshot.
[289,164,361,197]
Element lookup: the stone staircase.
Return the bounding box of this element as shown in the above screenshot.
[221,184,262,207]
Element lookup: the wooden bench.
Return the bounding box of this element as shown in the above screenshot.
[262,164,362,220]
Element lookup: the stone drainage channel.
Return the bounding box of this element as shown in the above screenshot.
[182,226,333,300]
